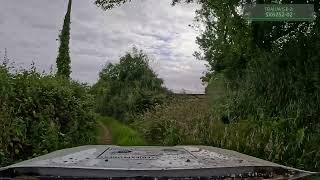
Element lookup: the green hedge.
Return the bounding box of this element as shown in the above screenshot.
[0,65,96,166]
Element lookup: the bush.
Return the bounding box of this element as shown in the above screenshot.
[219,34,320,171]
[92,48,169,122]
[134,75,320,171]
[133,97,212,145]
[0,64,96,166]
[203,117,320,172]
[135,100,320,171]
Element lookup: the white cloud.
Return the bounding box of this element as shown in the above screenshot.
[0,0,207,93]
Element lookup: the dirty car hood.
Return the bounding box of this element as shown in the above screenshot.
[0,145,317,179]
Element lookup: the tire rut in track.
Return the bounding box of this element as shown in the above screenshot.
[97,121,112,145]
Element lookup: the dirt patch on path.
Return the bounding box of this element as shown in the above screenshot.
[97,121,112,145]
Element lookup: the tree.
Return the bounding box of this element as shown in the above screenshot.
[56,0,72,78]
[92,48,169,122]
[94,0,196,10]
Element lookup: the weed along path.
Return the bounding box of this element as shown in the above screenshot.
[97,121,113,145]
[96,116,146,146]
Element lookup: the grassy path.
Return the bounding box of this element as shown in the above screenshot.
[96,115,146,146]
[97,121,113,145]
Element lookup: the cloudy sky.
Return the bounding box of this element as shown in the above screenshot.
[0,0,207,93]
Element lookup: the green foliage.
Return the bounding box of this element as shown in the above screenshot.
[56,0,72,78]
[135,75,320,171]
[97,115,146,146]
[95,0,320,171]
[94,0,195,10]
[195,0,320,171]
[95,0,132,10]
[192,0,319,171]
[92,48,169,122]
[0,63,96,167]
[133,97,212,145]
[195,0,320,80]
[193,0,320,120]
[203,117,320,172]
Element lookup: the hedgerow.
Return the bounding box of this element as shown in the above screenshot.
[0,63,96,166]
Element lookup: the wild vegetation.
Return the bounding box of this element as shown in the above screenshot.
[97,115,146,146]
[96,0,320,172]
[0,0,95,167]
[0,63,96,166]
[193,0,320,171]
[0,0,319,173]
[92,48,169,122]
[135,74,320,171]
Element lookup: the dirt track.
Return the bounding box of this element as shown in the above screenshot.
[97,121,112,145]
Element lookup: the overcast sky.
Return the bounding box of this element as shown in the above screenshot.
[0,0,207,93]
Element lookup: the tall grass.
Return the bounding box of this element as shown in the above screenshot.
[97,116,146,146]
[134,74,320,171]
[134,97,212,146]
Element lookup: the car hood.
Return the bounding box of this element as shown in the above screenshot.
[0,145,318,179]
